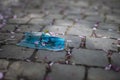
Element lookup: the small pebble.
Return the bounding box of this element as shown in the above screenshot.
[11,35,15,39]
[10,31,15,34]
[13,15,17,19]
[26,59,31,62]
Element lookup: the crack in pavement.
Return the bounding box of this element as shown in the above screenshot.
[83,66,89,80]
[28,49,38,62]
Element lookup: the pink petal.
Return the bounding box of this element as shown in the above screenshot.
[0,72,3,79]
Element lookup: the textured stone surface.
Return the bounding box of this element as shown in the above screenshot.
[72,48,108,66]
[0,33,23,44]
[0,45,34,59]
[0,24,15,32]
[18,25,44,32]
[111,53,120,66]
[0,0,120,80]
[86,38,116,50]
[36,50,65,62]
[48,64,85,80]
[88,68,120,80]
[5,61,46,80]
[0,59,9,71]
[8,17,31,24]
[43,25,68,34]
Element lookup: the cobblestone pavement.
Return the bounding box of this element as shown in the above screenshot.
[0,0,120,80]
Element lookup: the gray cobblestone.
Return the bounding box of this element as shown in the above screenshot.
[0,0,120,80]
[86,38,116,50]
[111,53,120,66]
[48,64,85,80]
[43,25,68,34]
[72,48,108,66]
[18,25,43,32]
[0,45,34,59]
[0,59,9,71]
[88,68,120,80]
[8,17,31,24]
[36,50,65,62]
[5,61,46,80]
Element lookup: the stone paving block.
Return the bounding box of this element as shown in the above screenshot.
[72,25,120,39]
[65,14,83,20]
[45,14,64,19]
[36,50,66,62]
[74,20,95,28]
[67,20,104,36]
[43,0,66,10]
[72,48,108,66]
[86,38,116,50]
[105,0,120,8]
[55,19,73,26]
[64,7,82,15]
[24,9,42,14]
[97,29,120,39]
[0,33,11,41]
[44,6,62,14]
[73,22,92,29]
[52,34,81,48]
[106,14,120,23]
[18,25,44,32]
[5,61,46,80]
[67,27,81,35]
[85,15,104,22]
[29,18,51,25]
[0,0,20,7]
[74,20,92,28]
[8,17,31,24]
[42,0,57,8]
[99,23,118,31]
[83,9,99,16]
[43,25,68,34]
[0,24,15,32]
[48,64,85,80]
[19,0,43,9]
[10,33,24,44]
[0,45,34,59]
[26,13,44,18]
[111,53,120,66]
[0,33,23,44]
[67,26,91,36]
[64,35,81,48]
[88,68,120,80]
[113,9,120,15]
[0,59,9,70]
[68,0,89,8]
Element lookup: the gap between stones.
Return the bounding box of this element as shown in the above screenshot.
[83,66,89,80]
[28,49,38,61]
